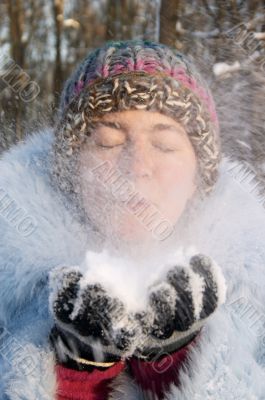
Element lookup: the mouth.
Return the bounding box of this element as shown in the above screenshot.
[129,197,159,213]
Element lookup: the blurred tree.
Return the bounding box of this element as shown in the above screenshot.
[7,0,25,67]
[105,0,139,40]
[6,0,26,140]
[159,0,181,48]
[52,0,64,102]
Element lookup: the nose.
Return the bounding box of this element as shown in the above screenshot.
[122,142,153,179]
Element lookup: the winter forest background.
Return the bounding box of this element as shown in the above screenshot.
[0,0,265,194]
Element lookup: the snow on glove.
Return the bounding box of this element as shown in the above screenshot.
[133,253,227,358]
[48,266,141,366]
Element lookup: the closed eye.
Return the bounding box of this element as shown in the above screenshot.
[152,143,178,152]
[93,126,126,149]
[97,143,124,149]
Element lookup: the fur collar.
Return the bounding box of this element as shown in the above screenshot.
[1,128,265,399]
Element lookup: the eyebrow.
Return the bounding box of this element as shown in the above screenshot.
[95,120,184,135]
[152,123,184,134]
[95,121,122,129]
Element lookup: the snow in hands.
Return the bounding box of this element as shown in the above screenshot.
[48,251,227,360]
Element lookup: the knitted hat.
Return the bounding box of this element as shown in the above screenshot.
[53,39,221,198]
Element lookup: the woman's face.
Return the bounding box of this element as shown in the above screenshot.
[79,109,197,243]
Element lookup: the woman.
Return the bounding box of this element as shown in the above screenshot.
[1,40,265,400]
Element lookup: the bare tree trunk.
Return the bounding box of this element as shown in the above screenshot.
[52,0,64,103]
[6,0,25,140]
[142,0,160,41]
[7,0,25,66]
[159,0,181,48]
[105,0,138,41]
[105,0,119,40]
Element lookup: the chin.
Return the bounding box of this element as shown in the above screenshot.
[118,223,153,242]
[108,218,156,245]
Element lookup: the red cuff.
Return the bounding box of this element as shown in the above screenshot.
[55,361,125,400]
[128,332,201,399]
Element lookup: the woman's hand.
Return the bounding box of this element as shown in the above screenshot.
[133,253,226,358]
[48,254,226,365]
[48,266,139,366]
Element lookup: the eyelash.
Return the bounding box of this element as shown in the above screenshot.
[152,143,177,153]
[96,142,177,152]
[97,143,123,150]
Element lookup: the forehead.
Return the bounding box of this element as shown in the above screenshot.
[98,109,186,134]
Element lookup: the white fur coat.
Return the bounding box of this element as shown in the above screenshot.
[1,128,265,400]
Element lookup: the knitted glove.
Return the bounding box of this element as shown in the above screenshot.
[48,254,226,366]
[132,253,226,359]
[48,266,138,369]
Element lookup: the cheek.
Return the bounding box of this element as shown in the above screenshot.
[156,153,197,194]
[154,155,197,223]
